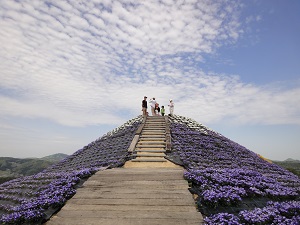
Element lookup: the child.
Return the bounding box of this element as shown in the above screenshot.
[161,106,165,116]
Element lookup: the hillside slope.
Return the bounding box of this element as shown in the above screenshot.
[0,116,143,224]
[168,115,300,224]
[0,115,299,225]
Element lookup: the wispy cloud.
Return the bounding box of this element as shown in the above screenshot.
[0,0,299,129]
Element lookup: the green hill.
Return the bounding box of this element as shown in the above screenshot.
[272,159,300,177]
[41,153,69,162]
[0,153,68,184]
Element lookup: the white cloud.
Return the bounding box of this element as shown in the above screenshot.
[0,0,299,132]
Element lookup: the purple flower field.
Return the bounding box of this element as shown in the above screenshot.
[0,116,143,224]
[168,115,300,225]
[0,114,299,224]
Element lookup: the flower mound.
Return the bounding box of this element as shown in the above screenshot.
[0,116,143,224]
[168,115,300,225]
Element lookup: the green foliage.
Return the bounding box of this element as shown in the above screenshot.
[0,176,18,184]
[0,154,68,184]
[273,161,300,177]
[14,159,53,176]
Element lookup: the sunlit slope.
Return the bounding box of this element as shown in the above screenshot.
[168,115,300,224]
[0,114,299,225]
[0,116,143,224]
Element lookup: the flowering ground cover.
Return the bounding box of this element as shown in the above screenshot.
[0,116,143,224]
[168,115,300,225]
[1,114,299,224]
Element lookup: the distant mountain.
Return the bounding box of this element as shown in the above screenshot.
[41,153,69,162]
[0,153,69,184]
[272,158,300,177]
[284,158,300,163]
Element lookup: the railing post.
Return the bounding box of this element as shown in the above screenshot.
[128,116,147,152]
[165,116,172,153]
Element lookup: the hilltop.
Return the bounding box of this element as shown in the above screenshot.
[284,158,300,163]
[41,153,69,162]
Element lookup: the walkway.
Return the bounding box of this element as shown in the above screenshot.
[45,116,204,225]
[46,168,203,225]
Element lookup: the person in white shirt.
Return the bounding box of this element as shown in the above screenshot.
[149,97,156,116]
[168,99,174,116]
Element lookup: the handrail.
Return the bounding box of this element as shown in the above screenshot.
[165,116,172,152]
[127,116,147,152]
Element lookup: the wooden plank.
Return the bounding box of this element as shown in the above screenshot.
[128,134,140,152]
[46,217,203,225]
[62,204,197,212]
[46,167,204,225]
[55,210,203,220]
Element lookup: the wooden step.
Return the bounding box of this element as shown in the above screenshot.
[131,158,168,162]
[143,129,165,131]
[144,122,165,124]
[143,129,166,131]
[136,145,165,148]
[137,141,166,145]
[139,137,166,141]
[133,153,166,157]
[145,122,166,126]
[146,116,165,118]
[136,142,165,146]
[144,126,165,128]
[139,140,165,143]
[140,134,165,137]
[142,131,165,134]
[145,123,165,125]
[135,150,166,153]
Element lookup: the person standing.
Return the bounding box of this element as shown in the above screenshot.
[168,99,174,116]
[142,96,148,116]
[155,103,160,116]
[161,106,165,116]
[149,97,156,116]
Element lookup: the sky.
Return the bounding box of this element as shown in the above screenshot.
[0,0,299,161]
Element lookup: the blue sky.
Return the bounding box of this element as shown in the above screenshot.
[0,0,299,160]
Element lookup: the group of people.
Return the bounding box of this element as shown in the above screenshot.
[142,96,174,116]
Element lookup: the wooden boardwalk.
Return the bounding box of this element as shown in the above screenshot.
[45,167,203,225]
[46,116,204,224]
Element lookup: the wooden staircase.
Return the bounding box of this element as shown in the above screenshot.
[132,116,167,163]
[124,116,175,168]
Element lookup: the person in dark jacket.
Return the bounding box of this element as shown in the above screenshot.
[142,96,148,116]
